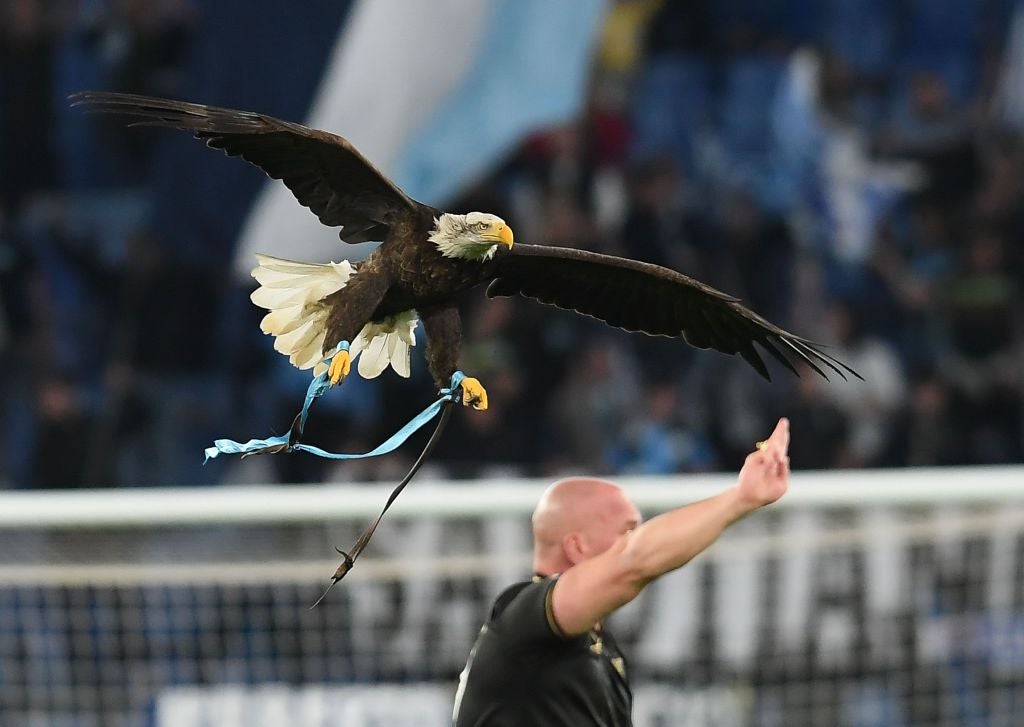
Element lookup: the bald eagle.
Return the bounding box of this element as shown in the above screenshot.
[73,92,858,408]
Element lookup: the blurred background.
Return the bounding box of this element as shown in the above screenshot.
[1,0,1023,725]
[3,0,1022,489]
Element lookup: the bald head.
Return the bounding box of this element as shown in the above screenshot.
[532,478,641,575]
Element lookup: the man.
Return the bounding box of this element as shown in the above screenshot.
[453,418,791,726]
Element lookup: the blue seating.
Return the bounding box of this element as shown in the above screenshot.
[719,57,787,158]
[820,0,897,73]
[630,57,711,171]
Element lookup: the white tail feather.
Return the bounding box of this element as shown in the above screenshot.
[291,331,328,370]
[272,318,320,356]
[250,285,316,310]
[259,306,304,336]
[250,255,418,379]
[357,333,392,379]
[348,310,419,379]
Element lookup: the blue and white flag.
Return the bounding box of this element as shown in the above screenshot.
[233,0,607,278]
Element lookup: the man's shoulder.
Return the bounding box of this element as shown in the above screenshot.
[488,576,558,622]
[488,579,536,620]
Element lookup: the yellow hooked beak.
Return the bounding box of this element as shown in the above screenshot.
[492,223,514,248]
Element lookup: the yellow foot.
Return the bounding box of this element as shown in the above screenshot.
[460,377,489,411]
[328,350,351,386]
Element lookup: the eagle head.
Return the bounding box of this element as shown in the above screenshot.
[429,212,514,261]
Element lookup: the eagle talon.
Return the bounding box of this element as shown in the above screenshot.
[459,377,488,411]
[328,351,351,386]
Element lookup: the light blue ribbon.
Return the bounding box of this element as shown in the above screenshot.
[205,341,465,462]
[296,340,350,432]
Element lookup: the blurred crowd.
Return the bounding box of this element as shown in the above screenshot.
[1,0,1022,488]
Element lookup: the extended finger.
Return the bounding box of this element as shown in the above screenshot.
[754,420,786,460]
[769,417,790,453]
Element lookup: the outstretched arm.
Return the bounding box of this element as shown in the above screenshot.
[550,418,791,637]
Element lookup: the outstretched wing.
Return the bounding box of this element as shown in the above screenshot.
[71,91,425,244]
[487,244,860,381]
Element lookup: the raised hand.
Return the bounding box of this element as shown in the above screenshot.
[737,417,790,509]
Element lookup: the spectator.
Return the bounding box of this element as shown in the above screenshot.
[786,373,850,470]
[547,339,641,474]
[886,367,964,467]
[29,375,94,488]
[618,157,708,273]
[609,380,718,474]
[819,300,907,468]
[879,71,978,207]
[941,229,1022,463]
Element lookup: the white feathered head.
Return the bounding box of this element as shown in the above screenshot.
[429,212,514,261]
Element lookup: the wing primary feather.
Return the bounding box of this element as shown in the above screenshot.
[756,337,801,377]
[779,338,830,380]
[790,339,850,381]
[805,342,863,380]
[738,341,771,381]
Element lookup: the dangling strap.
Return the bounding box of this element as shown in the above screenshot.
[203,344,469,606]
[204,341,466,462]
[205,341,351,460]
[310,399,455,608]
